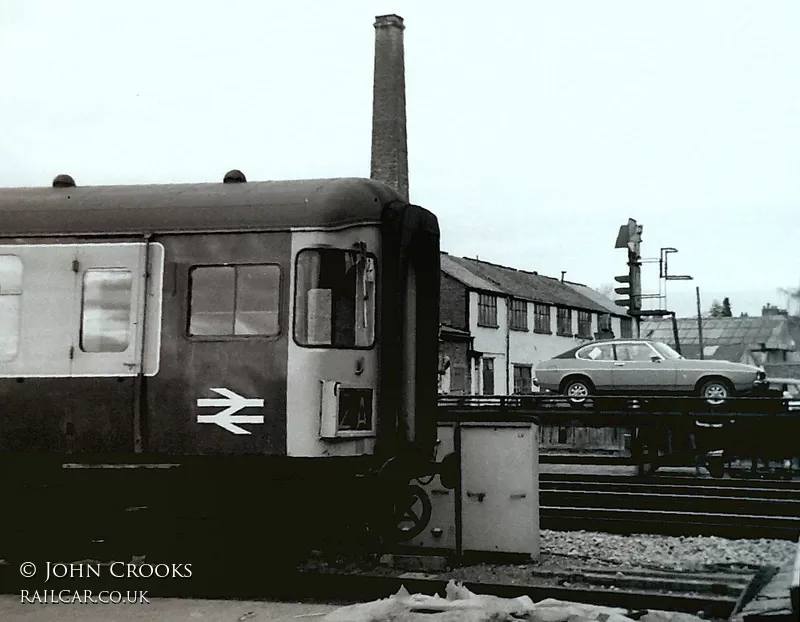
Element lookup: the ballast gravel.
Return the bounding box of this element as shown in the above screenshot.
[538,530,797,571]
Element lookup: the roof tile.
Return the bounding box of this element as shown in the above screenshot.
[441,254,622,315]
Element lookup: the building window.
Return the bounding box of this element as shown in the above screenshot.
[620,317,633,338]
[510,299,527,331]
[556,307,572,336]
[294,249,375,348]
[534,303,551,333]
[513,364,532,394]
[482,358,495,395]
[478,293,498,327]
[598,313,612,332]
[0,255,23,362]
[190,264,281,337]
[577,310,592,338]
[81,269,134,353]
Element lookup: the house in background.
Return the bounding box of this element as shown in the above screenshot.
[439,252,634,396]
[639,314,798,367]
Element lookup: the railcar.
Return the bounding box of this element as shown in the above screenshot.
[0,172,442,565]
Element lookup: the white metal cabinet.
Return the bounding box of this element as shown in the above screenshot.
[461,423,539,557]
[410,422,539,559]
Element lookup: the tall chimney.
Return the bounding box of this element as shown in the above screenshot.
[371,14,409,202]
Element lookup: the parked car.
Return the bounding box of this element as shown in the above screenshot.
[534,339,768,403]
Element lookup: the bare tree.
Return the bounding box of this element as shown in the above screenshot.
[778,285,800,315]
[595,284,615,298]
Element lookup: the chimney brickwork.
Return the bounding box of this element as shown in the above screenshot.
[371,14,409,202]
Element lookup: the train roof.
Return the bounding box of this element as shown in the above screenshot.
[0,176,413,237]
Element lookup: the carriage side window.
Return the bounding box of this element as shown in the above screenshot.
[189,264,280,337]
[81,269,134,353]
[294,248,375,348]
[0,255,23,361]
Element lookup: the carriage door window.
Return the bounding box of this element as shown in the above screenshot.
[294,248,375,348]
[81,269,134,352]
[0,255,23,361]
[482,358,495,395]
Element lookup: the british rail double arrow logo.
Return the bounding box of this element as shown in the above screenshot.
[196,387,265,435]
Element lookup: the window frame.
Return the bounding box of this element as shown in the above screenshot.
[556,306,572,337]
[477,293,498,328]
[577,310,593,339]
[292,247,378,351]
[79,267,135,354]
[513,364,533,394]
[187,262,283,341]
[509,299,528,331]
[533,303,551,334]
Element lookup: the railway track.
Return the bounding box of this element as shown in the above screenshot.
[540,474,800,540]
[0,557,773,620]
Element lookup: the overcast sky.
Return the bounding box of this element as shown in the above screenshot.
[2,1,798,318]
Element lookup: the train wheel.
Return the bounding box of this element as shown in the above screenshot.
[708,458,725,479]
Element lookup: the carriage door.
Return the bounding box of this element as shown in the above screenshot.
[70,243,155,377]
[0,241,161,454]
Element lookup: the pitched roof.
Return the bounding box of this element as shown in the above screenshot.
[440,253,623,316]
[440,253,504,294]
[640,316,795,351]
[564,281,630,316]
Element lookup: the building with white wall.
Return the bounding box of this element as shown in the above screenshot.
[439,253,635,395]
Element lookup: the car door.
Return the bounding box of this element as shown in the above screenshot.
[612,342,676,392]
[574,343,615,391]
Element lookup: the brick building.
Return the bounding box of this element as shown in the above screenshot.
[438,252,634,395]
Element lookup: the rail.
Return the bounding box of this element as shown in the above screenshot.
[437,394,800,427]
[792,535,799,617]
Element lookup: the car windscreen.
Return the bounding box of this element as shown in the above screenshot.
[652,341,683,359]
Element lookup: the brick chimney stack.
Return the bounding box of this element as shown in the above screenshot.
[371,14,409,202]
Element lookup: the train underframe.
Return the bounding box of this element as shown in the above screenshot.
[0,451,449,575]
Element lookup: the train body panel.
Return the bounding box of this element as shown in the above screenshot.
[145,231,291,456]
[0,177,441,467]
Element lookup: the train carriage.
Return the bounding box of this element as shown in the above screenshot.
[0,172,442,563]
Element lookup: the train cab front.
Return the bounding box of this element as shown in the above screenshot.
[283,198,441,543]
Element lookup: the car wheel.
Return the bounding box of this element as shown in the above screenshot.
[698,379,732,405]
[563,377,593,403]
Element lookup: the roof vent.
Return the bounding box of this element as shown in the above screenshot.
[53,174,76,188]
[223,169,247,184]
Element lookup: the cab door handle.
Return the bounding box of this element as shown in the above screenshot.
[614,362,625,367]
